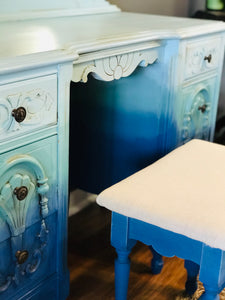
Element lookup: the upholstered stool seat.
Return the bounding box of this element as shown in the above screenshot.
[96,139,225,300]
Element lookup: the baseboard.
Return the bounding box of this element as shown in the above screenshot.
[69,188,97,216]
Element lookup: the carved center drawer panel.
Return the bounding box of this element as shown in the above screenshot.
[0,74,57,142]
[179,77,217,145]
[0,135,58,298]
[184,37,221,80]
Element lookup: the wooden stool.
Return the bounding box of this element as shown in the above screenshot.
[96,139,225,300]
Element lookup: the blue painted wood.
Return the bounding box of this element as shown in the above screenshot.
[0,14,223,300]
[115,249,131,300]
[70,40,177,194]
[0,134,69,299]
[70,38,221,197]
[111,212,225,300]
[111,213,136,300]
[199,245,225,299]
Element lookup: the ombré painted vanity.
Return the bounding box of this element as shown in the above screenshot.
[0,1,225,299]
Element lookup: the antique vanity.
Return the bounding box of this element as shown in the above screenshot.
[0,0,225,299]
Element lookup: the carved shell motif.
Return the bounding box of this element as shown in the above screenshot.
[73,50,158,82]
[0,89,54,136]
[0,174,35,236]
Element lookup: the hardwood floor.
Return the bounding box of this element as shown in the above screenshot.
[67,202,188,300]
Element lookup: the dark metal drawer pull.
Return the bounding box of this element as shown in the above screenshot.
[14,186,28,201]
[204,54,212,63]
[198,104,207,113]
[15,250,29,265]
[12,107,26,123]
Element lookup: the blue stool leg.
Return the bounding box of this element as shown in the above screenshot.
[111,213,137,300]
[149,246,164,274]
[115,249,131,300]
[184,260,199,296]
[199,288,219,300]
[198,245,225,300]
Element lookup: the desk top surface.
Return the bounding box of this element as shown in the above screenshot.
[1,12,225,71]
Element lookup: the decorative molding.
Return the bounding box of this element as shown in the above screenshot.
[25,220,49,274]
[0,155,50,235]
[37,178,49,219]
[0,173,35,236]
[0,88,56,140]
[0,219,49,291]
[182,90,211,143]
[72,49,158,83]
[0,156,49,292]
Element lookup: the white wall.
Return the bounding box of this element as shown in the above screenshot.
[109,0,189,17]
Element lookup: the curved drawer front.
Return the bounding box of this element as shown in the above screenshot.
[0,74,57,142]
[0,136,58,298]
[184,37,221,79]
[0,213,57,299]
[0,135,58,242]
[178,77,217,145]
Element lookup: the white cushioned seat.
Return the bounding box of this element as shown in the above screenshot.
[96,139,225,250]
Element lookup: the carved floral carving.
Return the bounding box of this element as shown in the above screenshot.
[73,50,158,82]
[185,42,219,78]
[0,89,55,139]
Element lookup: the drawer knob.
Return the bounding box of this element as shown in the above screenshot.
[204,54,212,63]
[15,250,29,265]
[198,104,207,113]
[14,186,28,201]
[12,107,27,123]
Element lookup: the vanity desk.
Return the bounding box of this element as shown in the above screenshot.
[0,1,225,299]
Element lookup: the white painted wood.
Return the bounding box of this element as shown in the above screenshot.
[72,47,159,82]
[0,0,119,21]
[0,75,57,142]
[0,7,224,299]
[0,51,76,78]
[184,36,222,80]
[0,12,225,63]
[174,32,225,145]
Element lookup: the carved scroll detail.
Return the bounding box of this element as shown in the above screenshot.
[0,156,49,293]
[0,89,55,138]
[185,41,219,78]
[73,49,158,83]
[0,220,49,291]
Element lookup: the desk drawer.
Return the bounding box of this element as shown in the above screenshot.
[179,77,217,144]
[0,74,57,142]
[184,37,221,79]
[0,136,58,298]
[0,213,57,299]
[0,135,58,233]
